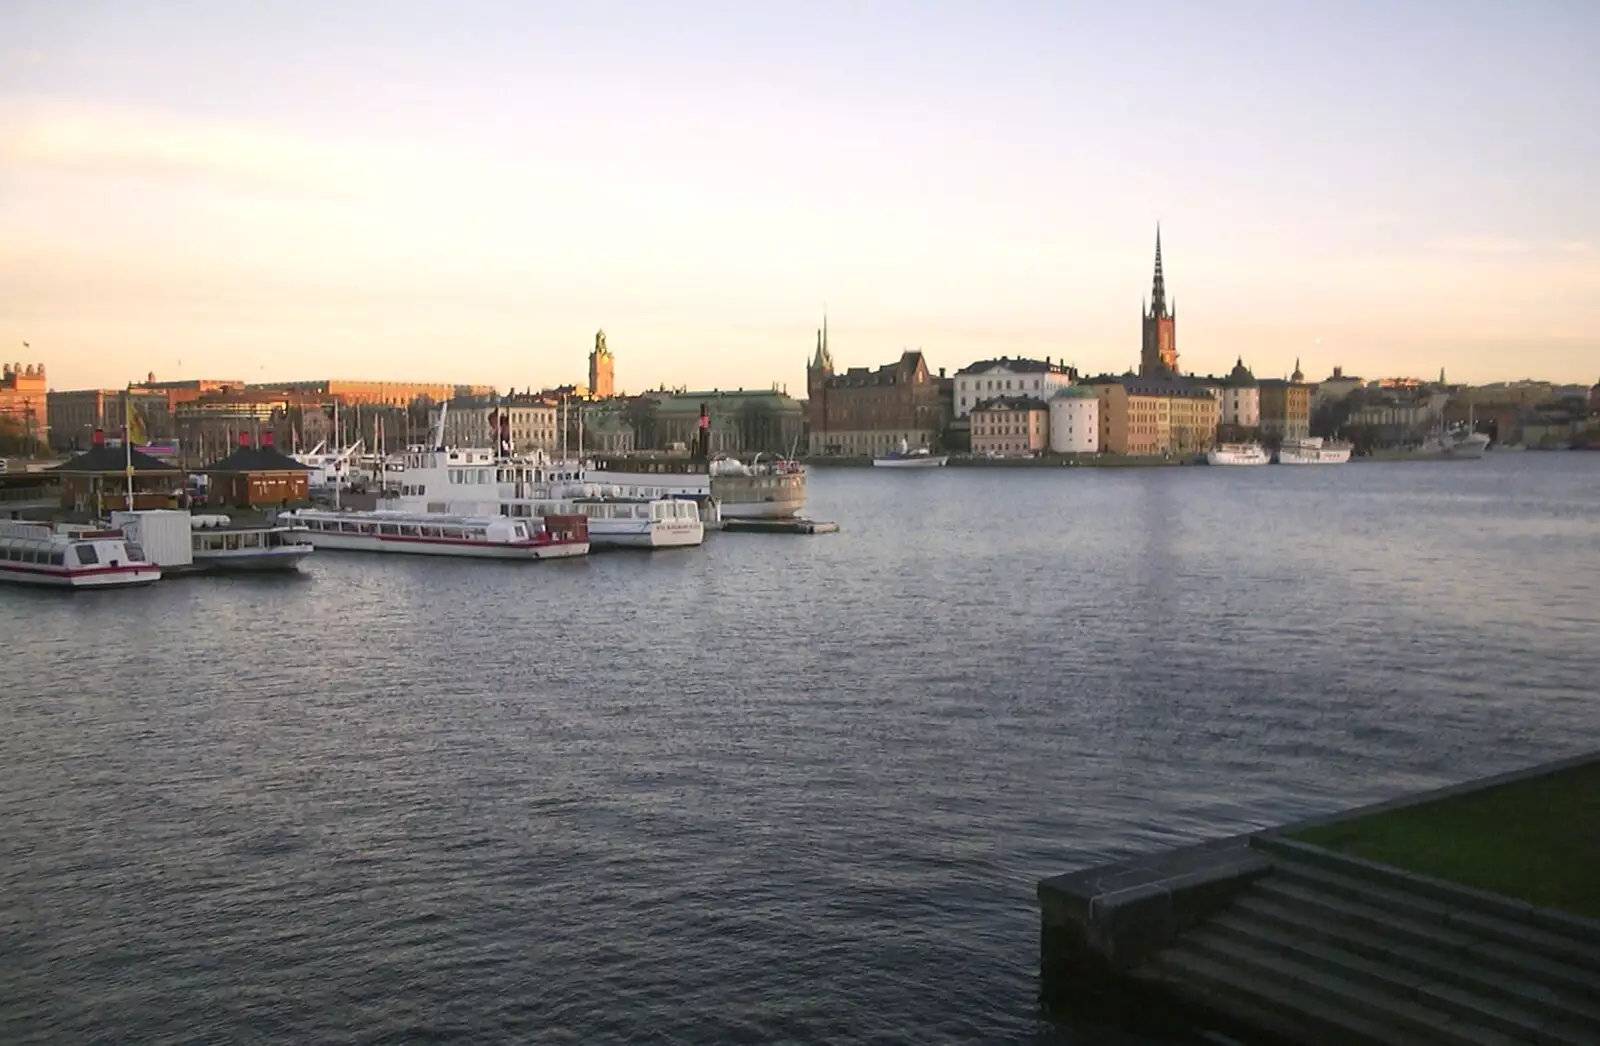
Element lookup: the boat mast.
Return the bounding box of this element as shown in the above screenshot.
[333,398,341,511]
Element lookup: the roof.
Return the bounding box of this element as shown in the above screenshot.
[52,444,182,473]
[956,356,1076,377]
[647,389,803,412]
[1224,357,1258,388]
[206,444,314,472]
[972,395,1049,412]
[1050,385,1097,400]
[1080,374,1218,400]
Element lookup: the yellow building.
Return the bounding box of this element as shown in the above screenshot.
[1087,375,1218,455]
[0,361,49,450]
[588,330,616,399]
[251,379,494,408]
[1259,379,1312,443]
[971,395,1048,456]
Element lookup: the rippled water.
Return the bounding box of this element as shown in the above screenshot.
[3,454,1598,1045]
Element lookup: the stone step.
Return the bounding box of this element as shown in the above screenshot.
[1202,908,1600,1044]
[1149,944,1508,1046]
[1261,858,1600,976]
[1233,891,1600,1011]
[1256,836,1600,950]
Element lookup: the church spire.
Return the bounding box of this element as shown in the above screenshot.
[1150,224,1168,318]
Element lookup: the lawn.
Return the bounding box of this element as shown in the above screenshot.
[1293,760,1600,920]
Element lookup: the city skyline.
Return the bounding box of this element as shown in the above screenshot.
[3,1,1597,394]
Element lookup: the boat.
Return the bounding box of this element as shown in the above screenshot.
[1275,437,1352,465]
[872,438,949,468]
[189,514,315,572]
[0,520,162,588]
[1206,442,1271,466]
[284,508,590,560]
[1415,427,1491,460]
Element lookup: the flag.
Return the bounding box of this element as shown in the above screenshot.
[125,395,149,447]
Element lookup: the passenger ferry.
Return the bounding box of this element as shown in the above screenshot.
[284,508,589,560]
[872,438,949,469]
[390,443,705,549]
[1275,437,1352,465]
[1206,442,1272,466]
[190,514,316,571]
[0,520,162,588]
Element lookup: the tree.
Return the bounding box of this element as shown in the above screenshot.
[0,414,27,455]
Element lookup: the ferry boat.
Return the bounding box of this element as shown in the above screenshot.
[1415,427,1491,460]
[190,514,315,571]
[284,508,589,560]
[0,520,162,588]
[1206,442,1271,466]
[1275,437,1352,465]
[872,439,949,469]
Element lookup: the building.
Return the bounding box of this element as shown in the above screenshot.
[1048,386,1099,454]
[1313,366,1365,409]
[1212,357,1261,435]
[579,401,636,454]
[805,322,946,455]
[204,433,313,508]
[439,394,560,454]
[174,389,328,464]
[971,396,1048,457]
[132,375,244,411]
[0,361,48,451]
[1259,373,1312,444]
[249,379,494,408]
[1086,374,1219,455]
[952,357,1078,418]
[641,389,805,456]
[48,386,171,452]
[50,432,184,512]
[1591,379,1600,414]
[1140,228,1179,376]
[588,330,616,399]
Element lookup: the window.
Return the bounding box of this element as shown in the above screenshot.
[74,543,99,565]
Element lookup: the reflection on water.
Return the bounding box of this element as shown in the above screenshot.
[1,454,1597,1045]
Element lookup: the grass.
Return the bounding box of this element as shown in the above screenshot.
[1293,760,1600,920]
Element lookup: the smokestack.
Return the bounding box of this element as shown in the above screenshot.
[696,403,710,461]
[239,432,252,448]
[92,428,105,447]
[261,431,275,447]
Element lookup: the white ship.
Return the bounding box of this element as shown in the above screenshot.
[1206,442,1271,466]
[873,439,949,469]
[0,520,162,588]
[1275,437,1352,465]
[189,514,316,571]
[285,508,590,560]
[1416,427,1491,460]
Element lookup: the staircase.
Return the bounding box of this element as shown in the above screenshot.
[1139,836,1600,1046]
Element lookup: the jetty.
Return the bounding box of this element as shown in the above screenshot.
[719,518,839,535]
[1039,752,1600,1045]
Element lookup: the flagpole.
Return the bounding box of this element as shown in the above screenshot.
[124,386,135,511]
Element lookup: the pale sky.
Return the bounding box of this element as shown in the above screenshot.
[3,0,1597,394]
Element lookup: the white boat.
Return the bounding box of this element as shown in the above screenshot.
[872,439,949,468]
[284,508,590,560]
[1275,437,1352,465]
[1416,428,1491,460]
[565,496,705,549]
[189,514,315,572]
[0,520,162,588]
[293,439,364,493]
[1206,442,1271,466]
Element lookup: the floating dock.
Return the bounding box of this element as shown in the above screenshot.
[719,518,839,535]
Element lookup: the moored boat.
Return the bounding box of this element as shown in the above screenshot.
[284,509,589,560]
[872,438,948,468]
[0,520,162,588]
[190,514,315,571]
[1415,427,1491,460]
[1206,442,1271,466]
[1275,437,1352,465]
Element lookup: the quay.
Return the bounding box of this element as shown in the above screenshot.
[1039,752,1600,1045]
[718,518,839,535]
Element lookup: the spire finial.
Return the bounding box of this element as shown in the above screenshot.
[1150,223,1167,317]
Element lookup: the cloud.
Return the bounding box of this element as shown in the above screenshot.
[0,98,373,198]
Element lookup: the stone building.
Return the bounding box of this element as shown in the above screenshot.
[1085,374,1219,455]
[640,389,804,456]
[48,386,173,452]
[1140,228,1180,377]
[1048,386,1099,454]
[805,322,946,455]
[588,330,616,399]
[439,394,560,454]
[1208,357,1261,439]
[1259,364,1313,444]
[0,361,48,451]
[953,357,1078,418]
[250,379,493,408]
[971,396,1049,457]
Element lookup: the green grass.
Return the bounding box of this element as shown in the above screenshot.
[1293,761,1600,920]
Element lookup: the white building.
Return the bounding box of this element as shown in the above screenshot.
[1216,358,1261,429]
[953,357,1078,418]
[438,396,559,453]
[1047,386,1099,453]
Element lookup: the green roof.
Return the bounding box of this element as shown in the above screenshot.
[1050,385,1096,399]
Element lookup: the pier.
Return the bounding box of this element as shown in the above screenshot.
[1039,752,1600,1045]
[718,518,839,535]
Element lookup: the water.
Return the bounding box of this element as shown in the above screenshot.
[3,454,1598,1045]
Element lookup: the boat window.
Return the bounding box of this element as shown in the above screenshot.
[513,524,527,539]
[50,551,65,565]
[75,543,100,564]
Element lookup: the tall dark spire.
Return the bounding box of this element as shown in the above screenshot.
[1150,224,1167,317]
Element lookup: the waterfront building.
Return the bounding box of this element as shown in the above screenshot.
[1345,389,1448,444]
[971,396,1048,457]
[1259,367,1312,444]
[0,361,48,451]
[50,431,184,512]
[588,330,616,400]
[248,379,494,408]
[440,394,560,454]
[204,432,313,508]
[1212,357,1262,434]
[579,400,636,454]
[1047,386,1099,454]
[48,386,172,452]
[638,389,805,456]
[805,322,946,456]
[1140,228,1180,377]
[952,357,1078,418]
[1591,378,1600,414]
[1312,366,1364,409]
[1085,374,1219,455]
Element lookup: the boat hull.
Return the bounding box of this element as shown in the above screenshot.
[1276,447,1352,465]
[193,545,316,571]
[302,531,586,559]
[1206,448,1271,466]
[718,496,806,519]
[872,455,949,468]
[586,520,705,549]
[0,562,162,588]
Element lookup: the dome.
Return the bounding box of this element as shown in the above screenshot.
[1224,356,1258,387]
[1051,385,1097,400]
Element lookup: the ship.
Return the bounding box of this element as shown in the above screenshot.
[872,438,949,469]
[1206,442,1271,466]
[1275,437,1352,465]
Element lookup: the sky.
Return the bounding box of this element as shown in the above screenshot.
[2,0,1598,395]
